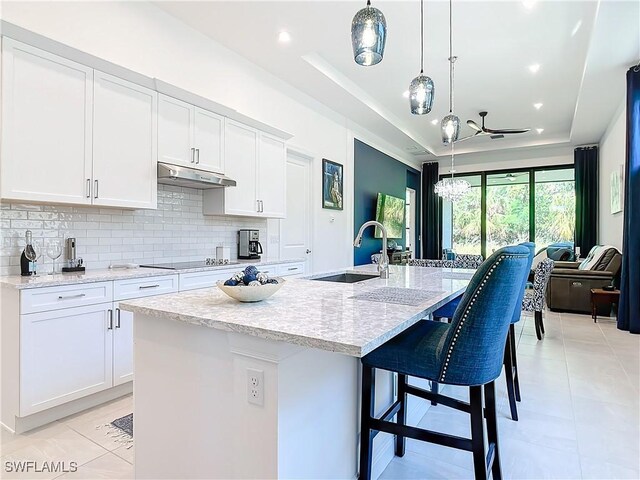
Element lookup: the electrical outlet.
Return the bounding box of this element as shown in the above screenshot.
[247,368,264,406]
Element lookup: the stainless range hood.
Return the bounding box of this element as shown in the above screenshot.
[157,163,236,189]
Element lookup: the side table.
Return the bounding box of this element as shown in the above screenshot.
[590,288,621,322]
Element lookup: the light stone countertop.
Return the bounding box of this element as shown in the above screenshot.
[120,264,474,357]
[0,258,305,290]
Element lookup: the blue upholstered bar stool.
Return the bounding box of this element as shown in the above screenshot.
[359,246,531,480]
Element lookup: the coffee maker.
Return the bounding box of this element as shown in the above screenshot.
[238,229,263,259]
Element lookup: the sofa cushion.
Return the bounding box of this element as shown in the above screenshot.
[593,248,618,271]
[579,245,619,271]
[548,248,572,261]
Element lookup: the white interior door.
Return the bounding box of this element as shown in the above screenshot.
[280,150,313,272]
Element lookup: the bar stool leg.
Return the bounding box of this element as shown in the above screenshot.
[503,331,519,421]
[469,385,488,480]
[395,374,407,457]
[484,381,503,480]
[510,324,521,402]
[359,366,375,480]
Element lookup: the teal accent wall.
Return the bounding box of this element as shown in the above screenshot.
[354,139,421,265]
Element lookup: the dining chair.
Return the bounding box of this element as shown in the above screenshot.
[522,258,555,340]
[359,246,531,480]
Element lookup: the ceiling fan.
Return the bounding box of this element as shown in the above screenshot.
[456,111,530,142]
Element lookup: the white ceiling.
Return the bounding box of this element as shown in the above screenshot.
[156,1,639,161]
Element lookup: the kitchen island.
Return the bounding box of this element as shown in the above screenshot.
[120,264,473,479]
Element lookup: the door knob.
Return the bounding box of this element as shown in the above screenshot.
[306,249,312,254]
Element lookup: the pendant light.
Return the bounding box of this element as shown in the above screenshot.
[351,0,387,67]
[434,142,471,202]
[409,0,434,115]
[441,0,460,144]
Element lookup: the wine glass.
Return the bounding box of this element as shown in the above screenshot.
[33,239,44,275]
[46,239,63,275]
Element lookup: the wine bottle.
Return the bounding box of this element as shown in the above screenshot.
[20,230,36,277]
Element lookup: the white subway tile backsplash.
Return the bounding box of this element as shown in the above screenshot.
[0,184,268,275]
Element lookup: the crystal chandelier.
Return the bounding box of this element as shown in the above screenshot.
[351,0,387,67]
[434,144,470,202]
[441,0,460,144]
[408,0,434,114]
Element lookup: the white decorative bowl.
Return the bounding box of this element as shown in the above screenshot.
[216,278,285,303]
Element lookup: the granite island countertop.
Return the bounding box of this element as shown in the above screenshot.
[0,258,305,290]
[120,264,474,357]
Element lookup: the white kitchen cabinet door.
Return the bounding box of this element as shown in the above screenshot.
[194,108,224,174]
[157,94,195,167]
[257,134,286,218]
[93,71,157,209]
[113,303,133,386]
[222,120,259,215]
[20,303,114,416]
[1,38,93,205]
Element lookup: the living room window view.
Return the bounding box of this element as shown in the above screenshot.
[0,1,638,480]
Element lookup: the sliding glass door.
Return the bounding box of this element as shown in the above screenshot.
[441,165,575,258]
[534,168,575,249]
[486,172,530,255]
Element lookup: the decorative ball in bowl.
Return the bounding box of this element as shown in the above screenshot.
[216,266,285,303]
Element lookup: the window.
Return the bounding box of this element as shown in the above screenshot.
[441,166,575,258]
[442,175,482,255]
[534,169,575,250]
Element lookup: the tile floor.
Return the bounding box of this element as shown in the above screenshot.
[1,310,638,479]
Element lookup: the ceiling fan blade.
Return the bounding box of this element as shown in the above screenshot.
[454,131,484,143]
[484,127,531,135]
[466,120,482,132]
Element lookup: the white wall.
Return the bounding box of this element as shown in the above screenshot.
[1,1,415,273]
[598,99,626,251]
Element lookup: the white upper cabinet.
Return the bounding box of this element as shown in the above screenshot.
[157,95,194,167]
[92,71,157,209]
[158,94,224,174]
[194,107,224,173]
[204,120,286,218]
[258,134,286,218]
[1,38,93,205]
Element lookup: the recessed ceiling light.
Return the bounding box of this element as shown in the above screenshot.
[528,63,541,73]
[522,0,536,10]
[536,128,544,134]
[431,119,439,125]
[571,20,583,37]
[534,103,543,110]
[278,31,291,43]
[402,90,410,98]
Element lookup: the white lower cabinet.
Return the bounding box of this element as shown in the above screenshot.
[113,302,133,386]
[20,302,114,416]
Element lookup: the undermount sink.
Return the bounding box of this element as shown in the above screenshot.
[312,273,379,284]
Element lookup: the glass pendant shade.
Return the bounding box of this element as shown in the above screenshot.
[409,74,434,115]
[351,3,387,66]
[441,113,461,144]
[434,177,471,202]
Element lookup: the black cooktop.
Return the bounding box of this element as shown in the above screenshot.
[140,261,240,270]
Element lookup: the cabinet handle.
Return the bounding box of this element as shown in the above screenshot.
[139,284,160,289]
[94,180,99,199]
[259,200,264,213]
[256,200,260,212]
[288,267,298,271]
[107,309,113,330]
[191,147,195,163]
[58,293,86,300]
[196,148,200,164]
[86,179,91,198]
[116,308,121,328]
